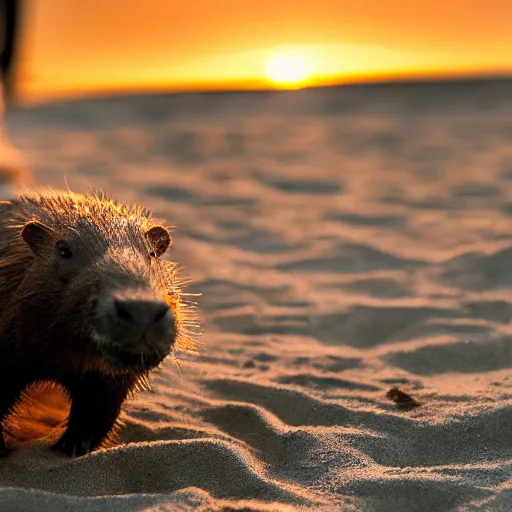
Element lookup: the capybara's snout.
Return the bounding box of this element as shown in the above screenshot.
[96,287,177,370]
[110,294,170,328]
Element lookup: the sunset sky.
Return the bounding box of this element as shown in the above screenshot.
[16,0,512,102]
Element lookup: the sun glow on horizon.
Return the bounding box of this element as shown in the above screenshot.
[265,49,313,87]
[16,1,512,103]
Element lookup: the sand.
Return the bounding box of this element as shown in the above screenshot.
[0,80,512,511]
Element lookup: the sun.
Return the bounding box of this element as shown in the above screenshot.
[265,49,312,87]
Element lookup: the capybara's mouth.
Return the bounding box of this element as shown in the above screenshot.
[100,344,168,370]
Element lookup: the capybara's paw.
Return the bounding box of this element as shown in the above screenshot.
[0,435,13,458]
[0,446,13,458]
[52,435,93,457]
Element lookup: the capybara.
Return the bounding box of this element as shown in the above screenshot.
[0,188,198,457]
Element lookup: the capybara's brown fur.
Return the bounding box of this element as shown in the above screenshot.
[0,188,198,457]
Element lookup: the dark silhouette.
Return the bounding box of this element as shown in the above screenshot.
[0,0,22,98]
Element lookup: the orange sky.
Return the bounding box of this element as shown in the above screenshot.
[16,0,512,102]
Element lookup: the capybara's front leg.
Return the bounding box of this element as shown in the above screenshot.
[53,373,134,457]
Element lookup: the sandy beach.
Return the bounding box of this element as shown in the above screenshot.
[0,80,512,511]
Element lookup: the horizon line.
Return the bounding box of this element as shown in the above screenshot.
[13,69,512,107]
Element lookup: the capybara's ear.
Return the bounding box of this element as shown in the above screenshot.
[21,221,56,254]
[145,225,171,258]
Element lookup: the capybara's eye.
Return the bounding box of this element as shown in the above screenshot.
[56,240,73,259]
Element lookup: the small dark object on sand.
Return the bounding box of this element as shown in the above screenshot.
[386,387,421,410]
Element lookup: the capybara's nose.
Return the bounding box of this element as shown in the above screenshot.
[113,298,170,326]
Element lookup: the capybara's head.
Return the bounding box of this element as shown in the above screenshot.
[17,191,194,373]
